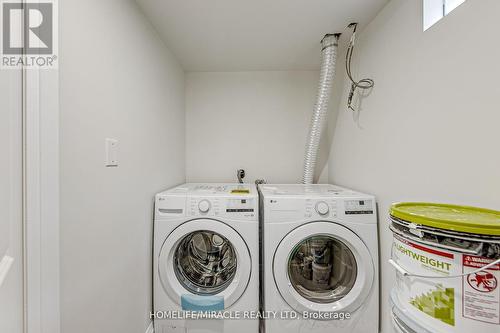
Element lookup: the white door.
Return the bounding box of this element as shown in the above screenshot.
[0,67,24,330]
[273,222,374,315]
[158,219,251,309]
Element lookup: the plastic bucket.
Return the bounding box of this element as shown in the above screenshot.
[390,290,432,333]
[389,203,500,333]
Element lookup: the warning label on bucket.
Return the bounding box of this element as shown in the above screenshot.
[462,255,500,324]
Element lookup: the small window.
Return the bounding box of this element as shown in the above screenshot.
[423,0,466,31]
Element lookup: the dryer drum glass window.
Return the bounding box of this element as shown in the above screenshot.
[174,230,237,295]
[288,235,357,303]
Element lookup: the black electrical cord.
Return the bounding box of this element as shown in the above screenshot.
[346,23,374,112]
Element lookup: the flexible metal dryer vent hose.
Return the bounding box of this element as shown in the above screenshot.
[302,34,340,184]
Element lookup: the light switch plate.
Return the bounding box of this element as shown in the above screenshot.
[105,138,118,167]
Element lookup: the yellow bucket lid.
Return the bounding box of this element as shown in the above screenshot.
[390,202,500,236]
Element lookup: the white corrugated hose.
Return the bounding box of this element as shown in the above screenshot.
[302,34,339,184]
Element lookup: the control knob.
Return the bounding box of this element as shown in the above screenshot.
[198,200,211,213]
[315,201,330,216]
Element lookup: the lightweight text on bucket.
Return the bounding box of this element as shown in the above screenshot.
[388,257,500,278]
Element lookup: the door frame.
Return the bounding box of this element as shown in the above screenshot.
[23,44,60,333]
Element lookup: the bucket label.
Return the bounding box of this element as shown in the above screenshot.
[393,235,457,327]
[393,234,454,273]
[462,255,500,324]
[392,233,500,331]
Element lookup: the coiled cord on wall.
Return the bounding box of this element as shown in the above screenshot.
[302,34,340,185]
[346,23,374,112]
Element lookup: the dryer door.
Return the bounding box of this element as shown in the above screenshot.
[273,221,374,315]
[158,219,251,309]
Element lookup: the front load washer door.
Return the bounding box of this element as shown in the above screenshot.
[158,219,251,308]
[273,221,374,316]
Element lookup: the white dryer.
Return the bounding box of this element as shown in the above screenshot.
[259,184,379,333]
[153,183,259,333]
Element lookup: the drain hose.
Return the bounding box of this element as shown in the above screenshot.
[302,34,340,184]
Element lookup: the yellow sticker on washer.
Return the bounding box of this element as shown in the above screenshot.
[231,189,249,194]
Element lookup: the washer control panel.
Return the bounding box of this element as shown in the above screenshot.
[188,198,220,216]
[197,199,211,213]
[155,184,258,221]
[187,197,256,219]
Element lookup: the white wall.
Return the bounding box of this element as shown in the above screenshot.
[328,1,500,332]
[186,71,329,184]
[0,61,23,333]
[59,1,185,332]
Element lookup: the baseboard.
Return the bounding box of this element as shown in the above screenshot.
[145,321,154,333]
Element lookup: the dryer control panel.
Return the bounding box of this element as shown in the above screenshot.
[305,199,337,218]
[345,199,374,215]
[260,184,377,224]
[266,198,338,220]
[264,197,376,224]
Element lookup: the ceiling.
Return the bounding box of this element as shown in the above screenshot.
[136,0,388,71]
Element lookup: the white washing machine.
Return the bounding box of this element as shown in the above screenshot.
[259,184,379,333]
[153,183,259,333]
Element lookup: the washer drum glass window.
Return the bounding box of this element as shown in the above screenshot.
[288,235,357,303]
[174,230,237,295]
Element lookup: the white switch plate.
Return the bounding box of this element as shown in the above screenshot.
[105,138,118,167]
